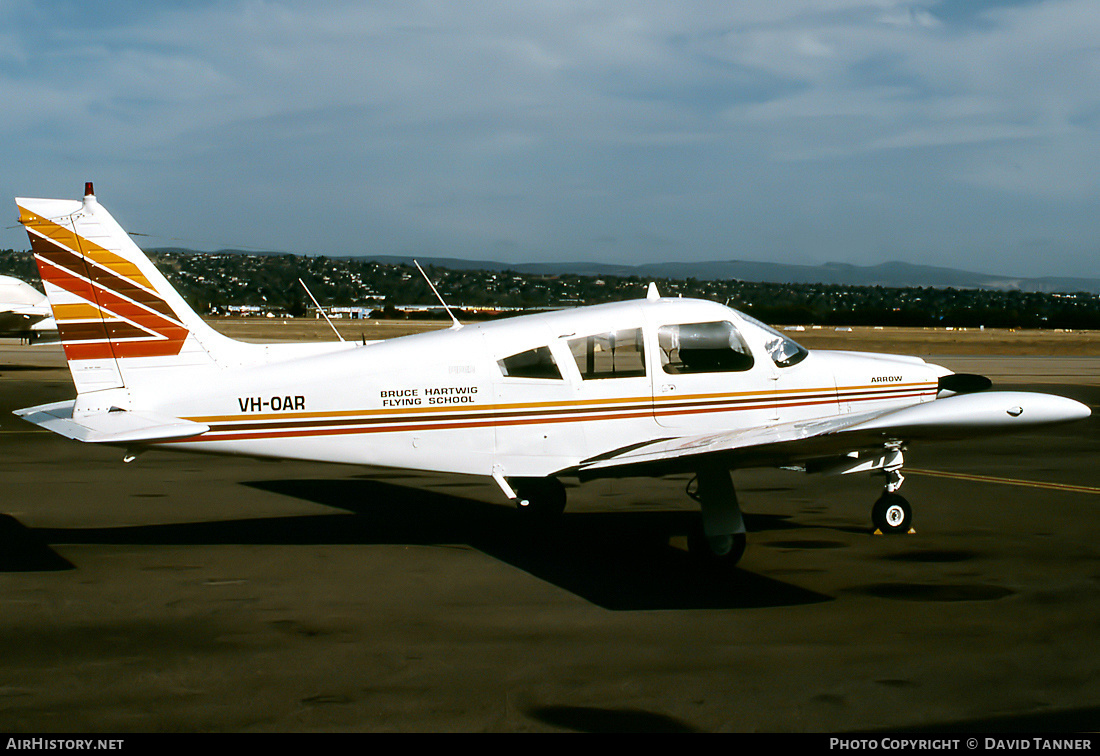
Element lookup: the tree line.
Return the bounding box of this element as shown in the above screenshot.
[1,248,1097,329]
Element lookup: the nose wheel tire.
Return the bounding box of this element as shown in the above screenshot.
[872,493,912,534]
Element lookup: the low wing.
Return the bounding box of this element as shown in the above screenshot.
[574,391,1091,478]
[0,307,52,337]
[15,400,209,444]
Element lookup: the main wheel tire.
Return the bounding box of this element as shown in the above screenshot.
[872,493,912,534]
[688,528,747,568]
[513,477,566,520]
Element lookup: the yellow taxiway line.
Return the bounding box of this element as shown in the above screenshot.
[908,468,1100,495]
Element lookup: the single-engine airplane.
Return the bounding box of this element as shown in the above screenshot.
[12,185,1092,566]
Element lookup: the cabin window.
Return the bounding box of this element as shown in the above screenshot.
[737,313,809,368]
[657,321,754,374]
[568,328,646,379]
[498,346,563,380]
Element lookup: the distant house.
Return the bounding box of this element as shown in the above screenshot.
[313,306,374,320]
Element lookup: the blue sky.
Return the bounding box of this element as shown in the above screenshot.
[2,0,1098,279]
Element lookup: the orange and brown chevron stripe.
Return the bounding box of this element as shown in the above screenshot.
[18,205,188,361]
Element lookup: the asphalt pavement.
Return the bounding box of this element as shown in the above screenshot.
[0,343,1096,732]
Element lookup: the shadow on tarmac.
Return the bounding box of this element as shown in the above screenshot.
[526,705,699,733]
[1,478,831,611]
[0,514,73,571]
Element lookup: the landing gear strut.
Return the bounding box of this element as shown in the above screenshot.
[687,468,747,567]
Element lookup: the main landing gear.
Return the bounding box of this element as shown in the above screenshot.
[498,469,749,568]
[686,468,747,568]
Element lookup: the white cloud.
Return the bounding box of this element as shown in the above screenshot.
[1,0,1098,279]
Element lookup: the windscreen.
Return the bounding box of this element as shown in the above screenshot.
[735,312,809,368]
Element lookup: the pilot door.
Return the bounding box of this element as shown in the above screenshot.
[649,318,776,431]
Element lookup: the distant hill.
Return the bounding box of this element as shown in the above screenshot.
[150,249,1100,294]
[345,256,1100,295]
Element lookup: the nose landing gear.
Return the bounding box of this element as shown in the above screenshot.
[872,444,914,535]
[873,491,913,534]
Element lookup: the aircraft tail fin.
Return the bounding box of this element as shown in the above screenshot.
[15,183,242,396]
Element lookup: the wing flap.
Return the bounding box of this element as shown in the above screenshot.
[15,400,209,444]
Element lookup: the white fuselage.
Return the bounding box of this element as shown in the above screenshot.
[139,298,947,479]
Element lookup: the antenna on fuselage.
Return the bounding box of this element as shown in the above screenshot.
[414,260,462,329]
[299,278,345,342]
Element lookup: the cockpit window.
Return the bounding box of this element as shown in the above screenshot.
[657,321,754,374]
[737,313,809,368]
[498,346,563,380]
[568,328,646,379]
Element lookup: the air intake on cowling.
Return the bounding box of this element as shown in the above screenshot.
[938,373,992,395]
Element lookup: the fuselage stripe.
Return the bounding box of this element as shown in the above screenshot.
[184,382,937,424]
[173,384,938,443]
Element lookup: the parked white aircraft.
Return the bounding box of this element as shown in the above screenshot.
[12,185,1092,566]
[0,274,56,342]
